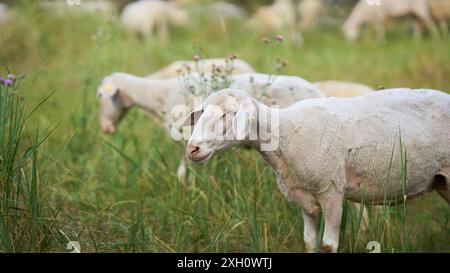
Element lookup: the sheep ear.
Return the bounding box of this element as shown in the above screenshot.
[183,108,203,127]
[232,104,255,140]
[100,83,118,98]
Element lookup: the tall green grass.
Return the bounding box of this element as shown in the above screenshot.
[0,74,64,252]
[0,2,448,252]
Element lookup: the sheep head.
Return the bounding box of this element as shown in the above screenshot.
[97,75,133,134]
[184,89,256,164]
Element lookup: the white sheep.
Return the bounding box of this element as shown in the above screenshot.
[120,0,188,39]
[248,0,300,42]
[185,88,450,252]
[298,0,325,30]
[313,80,374,97]
[146,58,256,79]
[97,71,370,229]
[96,72,325,184]
[429,0,450,37]
[97,72,325,134]
[342,0,438,42]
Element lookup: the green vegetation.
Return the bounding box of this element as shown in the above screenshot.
[0,2,448,252]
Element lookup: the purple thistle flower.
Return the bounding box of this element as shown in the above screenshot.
[0,77,5,84]
[5,79,13,86]
[193,55,201,62]
[228,53,237,60]
[275,35,284,42]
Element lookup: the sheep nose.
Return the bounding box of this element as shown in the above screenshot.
[187,144,200,157]
[100,119,116,134]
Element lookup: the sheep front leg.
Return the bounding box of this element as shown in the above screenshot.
[302,209,319,253]
[318,190,344,253]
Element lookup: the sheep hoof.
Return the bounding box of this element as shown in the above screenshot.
[322,244,333,253]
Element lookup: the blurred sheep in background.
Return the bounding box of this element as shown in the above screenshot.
[41,0,117,15]
[146,58,255,79]
[298,0,325,30]
[313,80,374,97]
[172,0,247,25]
[120,0,187,39]
[79,0,117,13]
[248,0,301,42]
[207,1,247,21]
[341,0,438,42]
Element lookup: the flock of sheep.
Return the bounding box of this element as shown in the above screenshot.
[37,0,447,254]
[118,0,450,41]
[2,0,448,42]
[97,56,450,252]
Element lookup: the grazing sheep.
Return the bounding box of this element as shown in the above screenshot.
[248,0,300,41]
[313,80,374,97]
[298,0,325,30]
[120,0,187,39]
[97,72,324,134]
[96,72,325,183]
[429,0,450,37]
[185,88,450,252]
[146,58,256,79]
[342,0,438,42]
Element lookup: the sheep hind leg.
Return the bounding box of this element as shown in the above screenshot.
[318,189,344,253]
[290,187,321,252]
[433,170,450,204]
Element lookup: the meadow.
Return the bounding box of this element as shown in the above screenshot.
[0,1,449,252]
